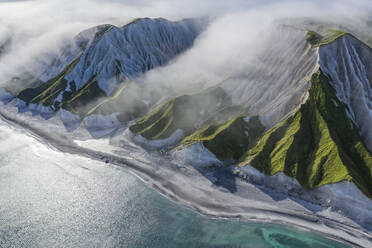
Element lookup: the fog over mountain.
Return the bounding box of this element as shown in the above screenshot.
[0,0,371,85]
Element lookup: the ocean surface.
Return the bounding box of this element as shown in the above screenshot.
[0,119,349,248]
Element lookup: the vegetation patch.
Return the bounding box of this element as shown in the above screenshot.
[306,29,346,47]
[240,70,372,198]
[92,24,115,43]
[16,55,128,117]
[17,55,82,106]
[129,86,237,140]
[182,116,265,161]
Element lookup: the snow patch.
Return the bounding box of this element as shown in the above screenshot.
[0,89,14,104]
[130,129,185,151]
[59,109,81,132]
[237,165,372,229]
[172,142,223,168]
[27,103,55,119]
[84,113,123,138]
[14,99,56,119]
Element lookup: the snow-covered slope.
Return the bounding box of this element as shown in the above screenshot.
[319,34,372,152]
[236,165,372,230]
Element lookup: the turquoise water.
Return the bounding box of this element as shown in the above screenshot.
[0,164,349,248]
[123,184,350,248]
[121,179,349,248]
[0,122,350,248]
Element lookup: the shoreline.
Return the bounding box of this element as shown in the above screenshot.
[0,105,371,247]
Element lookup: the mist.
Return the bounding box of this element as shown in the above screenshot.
[136,0,372,94]
[0,0,371,91]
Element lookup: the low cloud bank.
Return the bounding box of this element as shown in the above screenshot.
[0,0,370,88]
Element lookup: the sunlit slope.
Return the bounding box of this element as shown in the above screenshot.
[135,67,372,198]
[239,70,372,197]
[16,18,203,116]
[306,30,346,47]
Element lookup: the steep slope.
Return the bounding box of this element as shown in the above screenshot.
[15,18,204,117]
[1,25,101,97]
[318,34,372,153]
[239,70,372,197]
[220,25,318,127]
[283,17,372,47]
[181,116,265,161]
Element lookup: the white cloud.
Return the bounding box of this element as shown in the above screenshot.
[136,0,372,93]
[0,0,371,85]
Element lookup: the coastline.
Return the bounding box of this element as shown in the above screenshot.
[0,104,371,247]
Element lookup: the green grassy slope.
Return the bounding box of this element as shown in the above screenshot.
[182,116,265,161]
[17,56,82,106]
[12,25,116,108]
[239,70,372,197]
[129,86,241,140]
[16,56,110,117]
[16,56,127,117]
